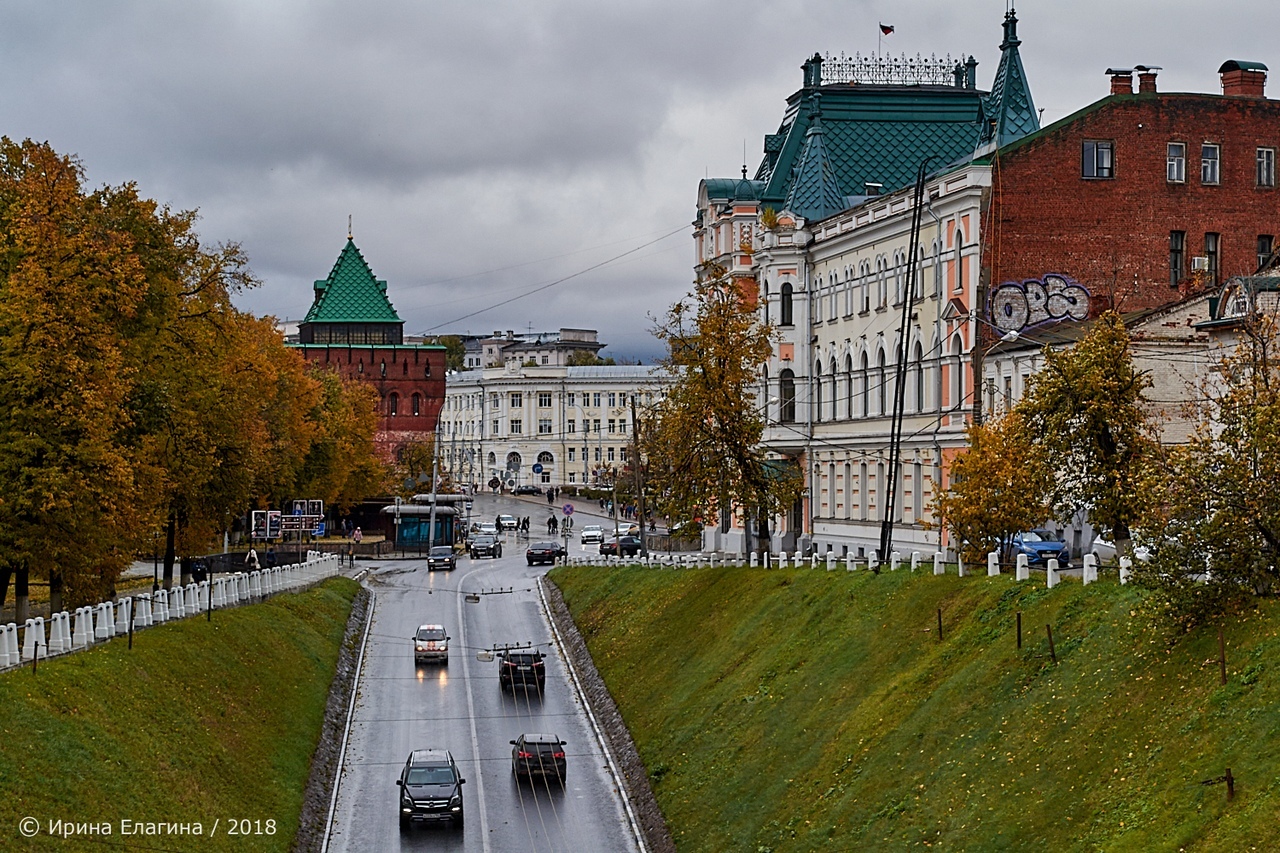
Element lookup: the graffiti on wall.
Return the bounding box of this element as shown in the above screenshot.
[990,274,1090,333]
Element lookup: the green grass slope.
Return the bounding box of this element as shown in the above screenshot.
[550,566,1280,852]
[0,577,358,852]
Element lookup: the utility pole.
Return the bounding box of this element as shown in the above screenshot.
[880,158,930,562]
[427,421,441,550]
[631,394,648,555]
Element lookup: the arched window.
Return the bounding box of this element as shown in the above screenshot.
[537,451,554,465]
[844,271,854,316]
[860,263,870,312]
[780,282,794,326]
[912,343,925,412]
[877,259,888,307]
[950,337,964,409]
[829,360,837,422]
[894,253,904,304]
[877,350,887,416]
[506,451,522,471]
[412,393,421,416]
[954,229,964,293]
[858,352,869,417]
[487,451,496,466]
[844,355,854,420]
[380,360,387,377]
[814,283,822,323]
[859,461,869,520]
[780,369,796,422]
[388,393,399,416]
[814,360,824,422]
[828,274,837,321]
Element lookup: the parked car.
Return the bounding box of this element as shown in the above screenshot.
[526,541,560,566]
[1090,534,1152,564]
[496,514,518,531]
[600,535,643,557]
[498,649,546,692]
[397,748,465,830]
[513,485,543,496]
[470,535,503,559]
[426,545,457,572]
[580,524,604,545]
[670,520,703,540]
[413,624,450,665]
[510,733,566,783]
[1009,529,1071,567]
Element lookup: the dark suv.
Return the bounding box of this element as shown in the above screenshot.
[426,545,457,571]
[510,733,567,783]
[469,535,502,559]
[498,650,546,692]
[396,748,465,830]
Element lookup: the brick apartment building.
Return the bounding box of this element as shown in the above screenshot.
[290,238,446,459]
[982,60,1280,337]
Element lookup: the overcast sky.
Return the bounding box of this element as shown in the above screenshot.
[1,1,1273,362]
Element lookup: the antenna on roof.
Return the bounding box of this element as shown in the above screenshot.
[742,139,748,179]
[348,214,352,240]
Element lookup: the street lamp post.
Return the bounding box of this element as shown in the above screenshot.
[152,531,159,594]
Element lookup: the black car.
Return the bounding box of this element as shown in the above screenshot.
[600,535,643,557]
[469,535,502,559]
[510,733,566,783]
[513,485,543,496]
[526,541,560,566]
[396,748,465,830]
[426,545,457,571]
[498,650,546,692]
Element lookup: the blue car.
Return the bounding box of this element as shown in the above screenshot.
[1009,530,1071,568]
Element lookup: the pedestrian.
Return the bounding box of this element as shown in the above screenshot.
[265,546,277,568]
[547,490,554,505]
[353,527,363,544]
[547,516,555,535]
[245,548,260,572]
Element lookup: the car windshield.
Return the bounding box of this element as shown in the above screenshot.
[1020,531,1045,542]
[583,526,600,532]
[406,765,456,785]
[417,627,446,641]
[429,547,452,557]
[507,653,540,665]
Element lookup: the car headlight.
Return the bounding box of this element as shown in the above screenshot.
[450,794,462,807]
[415,644,427,652]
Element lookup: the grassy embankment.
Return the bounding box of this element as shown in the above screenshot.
[0,576,359,852]
[550,565,1280,852]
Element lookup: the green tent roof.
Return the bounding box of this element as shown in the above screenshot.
[302,239,402,325]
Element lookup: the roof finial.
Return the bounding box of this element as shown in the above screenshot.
[742,139,748,180]
[348,214,353,240]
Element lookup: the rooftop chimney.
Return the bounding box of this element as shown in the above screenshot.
[1106,68,1134,95]
[1135,65,1160,94]
[1219,60,1268,97]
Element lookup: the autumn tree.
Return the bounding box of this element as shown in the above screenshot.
[929,410,1051,564]
[1019,311,1158,556]
[1134,313,1280,616]
[643,264,802,555]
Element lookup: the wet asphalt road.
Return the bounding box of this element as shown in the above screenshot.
[326,494,641,853]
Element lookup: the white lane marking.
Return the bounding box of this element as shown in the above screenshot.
[320,581,375,853]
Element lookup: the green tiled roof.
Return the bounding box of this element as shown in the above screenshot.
[303,239,402,325]
[755,85,985,212]
[981,10,1040,148]
[784,96,848,222]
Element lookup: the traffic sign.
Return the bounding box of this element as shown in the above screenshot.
[488,477,501,489]
[532,463,544,474]
[562,504,574,516]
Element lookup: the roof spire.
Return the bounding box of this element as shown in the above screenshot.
[981,6,1039,149]
[348,214,353,240]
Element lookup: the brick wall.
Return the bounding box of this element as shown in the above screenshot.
[298,346,446,448]
[984,93,1280,317]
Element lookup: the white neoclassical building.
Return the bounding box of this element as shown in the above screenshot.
[441,364,673,490]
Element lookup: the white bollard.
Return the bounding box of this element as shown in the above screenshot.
[239,573,251,600]
[154,592,167,624]
[94,604,110,640]
[957,552,966,577]
[988,551,1000,576]
[748,552,758,568]
[34,617,47,657]
[911,551,921,572]
[793,551,802,569]
[136,594,151,628]
[891,551,901,571]
[115,599,129,635]
[868,554,879,573]
[0,622,13,666]
[73,607,91,646]
[1016,553,1030,581]
[213,579,226,608]
[23,617,43,655]
[1083,553,1098,585]
[846,554,855,572]
[187,583,201,613]
[826,552,835,571]
[1047,558,1059,589]
[1119,556,1132,585]
[933,552,944,575]
[47,613,65,655]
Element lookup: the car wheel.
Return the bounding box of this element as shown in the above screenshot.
[454,810,464,829]
[400,815,410,832]
[527,559,534,566]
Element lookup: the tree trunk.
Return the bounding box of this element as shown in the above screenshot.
[0,563,10,610]
[163,511,176,591]
[15,564,29,623]
[49,569,62,615]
